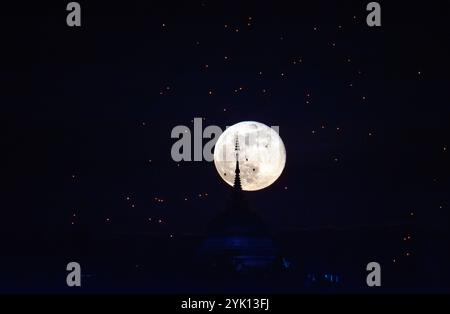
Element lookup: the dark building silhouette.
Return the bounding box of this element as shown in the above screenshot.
[199,136,284,274]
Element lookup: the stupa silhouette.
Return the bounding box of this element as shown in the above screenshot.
[199,136,282,274]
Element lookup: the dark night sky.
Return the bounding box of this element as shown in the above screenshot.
[1,1,449,285]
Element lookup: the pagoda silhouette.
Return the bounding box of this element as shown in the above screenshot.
[198,135,283,274]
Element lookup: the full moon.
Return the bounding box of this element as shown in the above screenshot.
[213,121,286,191]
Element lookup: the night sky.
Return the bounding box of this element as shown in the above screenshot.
[2,0,450,292]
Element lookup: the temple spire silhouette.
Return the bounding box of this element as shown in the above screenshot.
[199,134,281,274]
[233,134,242,192]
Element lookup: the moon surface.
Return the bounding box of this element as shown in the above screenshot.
[213,121,286,191]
